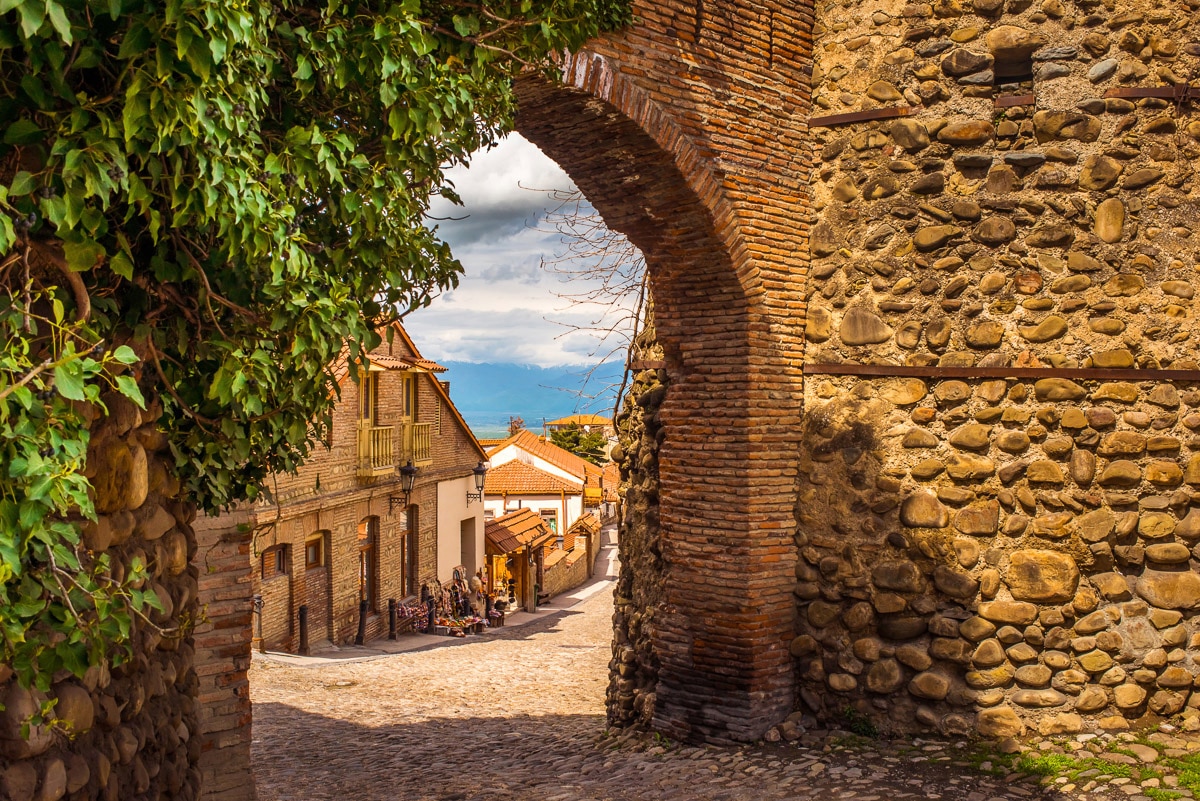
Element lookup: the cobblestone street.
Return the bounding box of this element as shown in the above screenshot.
[249,547,1174,801]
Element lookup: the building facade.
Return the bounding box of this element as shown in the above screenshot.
[484,428,606,531]
[196,323,487,654]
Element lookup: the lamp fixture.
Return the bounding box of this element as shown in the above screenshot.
[467,461,488,504]
[389,461,419,512]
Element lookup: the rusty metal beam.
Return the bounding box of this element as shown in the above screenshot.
[803,363,1200,382]
[1103,85,1200,101]
[808,106,912,129]
[995,93,1035,108]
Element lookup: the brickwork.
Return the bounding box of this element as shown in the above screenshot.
[194,510,256,801]
[515,0,815,743]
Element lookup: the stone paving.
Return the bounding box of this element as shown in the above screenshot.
[250,545,1195,801]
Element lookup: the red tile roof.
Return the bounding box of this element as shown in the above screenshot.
[487,429,604,486]
[484,460,582,496]
[567,512,600,537]
[485,509,556,554]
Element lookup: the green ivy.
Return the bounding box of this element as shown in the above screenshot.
[0,0,630,690]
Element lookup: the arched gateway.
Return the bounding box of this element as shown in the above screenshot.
[512,2,815,743]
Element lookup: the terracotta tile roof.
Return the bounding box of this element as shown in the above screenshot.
[413,358,448,373]
[485,509,555,554]
[329,321,446,384]
[484,460,582,496]
[546,413,611,427]
[567,512,600,537]
[544,548,568,568]
[487,429,604,485]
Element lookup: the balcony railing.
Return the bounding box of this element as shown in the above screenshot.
[404,422,433,466]
[357,425,395,477]
[357,422,433,477]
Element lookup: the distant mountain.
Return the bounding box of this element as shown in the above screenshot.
[440,361,626,439]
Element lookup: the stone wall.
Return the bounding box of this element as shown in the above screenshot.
[607,323,669,730]
[792,0,1200,738]
[1,389,202,800]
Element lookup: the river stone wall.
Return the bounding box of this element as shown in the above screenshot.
[0,387,201,801]
[607,322,669,730]
[793,0,1200,738]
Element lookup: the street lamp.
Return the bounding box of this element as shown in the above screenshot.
[389,461,419,512]
[467,461,488,504]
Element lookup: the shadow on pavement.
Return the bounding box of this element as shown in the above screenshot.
[251,703,1072,801]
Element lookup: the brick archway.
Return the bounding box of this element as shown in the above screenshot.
[513,1,814,742]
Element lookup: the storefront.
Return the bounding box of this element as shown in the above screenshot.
[484,509,555,612]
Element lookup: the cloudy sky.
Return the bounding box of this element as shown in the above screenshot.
[403,134,639,368]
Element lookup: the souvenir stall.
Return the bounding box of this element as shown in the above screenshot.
[426,567,489,637]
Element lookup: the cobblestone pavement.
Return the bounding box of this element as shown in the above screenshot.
[250,558,1187,801]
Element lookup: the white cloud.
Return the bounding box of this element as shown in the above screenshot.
[406,134,639,368]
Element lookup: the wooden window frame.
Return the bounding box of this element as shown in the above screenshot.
[262,544,289,580]
[304,534,325,570]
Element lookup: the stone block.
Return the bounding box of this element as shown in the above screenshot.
[1005,550,1079,603]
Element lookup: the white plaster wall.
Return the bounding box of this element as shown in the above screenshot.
[482,492,584,533]
[437,475,485,582]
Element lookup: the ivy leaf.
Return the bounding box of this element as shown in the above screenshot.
[52,363,86,400]
[9,171,35,196]
[114,375,145,409]
[3,119,42,145]
[45,0,72,44]
[62,238,105,271]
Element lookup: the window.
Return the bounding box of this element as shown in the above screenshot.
[539,509,558,533]
[262,545,289,579]
[305,534,325,569]
[359,372,378,424]
[400,373,416,421]
[358,517,379,610]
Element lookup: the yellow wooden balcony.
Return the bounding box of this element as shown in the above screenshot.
[357,423,432,477]
[357,425,396,477]
[402,422,433,467]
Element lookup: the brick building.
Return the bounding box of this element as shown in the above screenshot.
[196,322,487,655]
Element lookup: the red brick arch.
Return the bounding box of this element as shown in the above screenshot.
[514,0,814,742]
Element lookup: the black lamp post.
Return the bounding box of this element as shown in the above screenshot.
[389,460,419,512]
[467,461,487,504]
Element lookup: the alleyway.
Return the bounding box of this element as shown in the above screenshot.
[249,548,1105,801]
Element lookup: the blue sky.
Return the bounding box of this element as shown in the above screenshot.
[405,134,637,368]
